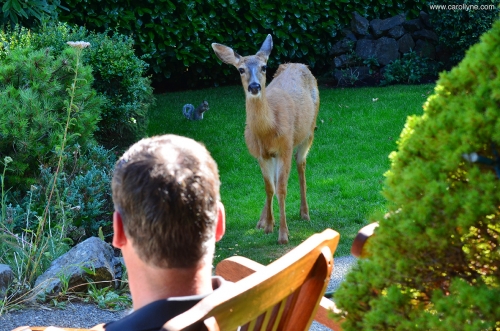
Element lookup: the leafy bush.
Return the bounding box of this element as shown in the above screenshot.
[334,17,500,330]
[1,23,154,150]
[58,0,426,88]
[0,0,65,28]
[31,23,154,150]
[19,143,117,242]
[381,50,439,85]
[0,45,104,189]
[428,0,500,68]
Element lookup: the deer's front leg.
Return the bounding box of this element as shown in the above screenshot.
[256,157,276,233]
[276,152,292,244]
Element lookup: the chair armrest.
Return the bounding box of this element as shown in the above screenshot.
[215,256,344,331]
[351,222,379,258]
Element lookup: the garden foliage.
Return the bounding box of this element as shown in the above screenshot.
[381,50,438,85]
[1,23,154,150]
[0,0,65,28]
[334,18,500,330]
[428,0,500,69]
[0,45,103,189]
[58,0,426,88]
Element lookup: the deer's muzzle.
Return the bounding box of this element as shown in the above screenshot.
[248,82,261,95]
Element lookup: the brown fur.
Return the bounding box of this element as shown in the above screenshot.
[212,35,319,244]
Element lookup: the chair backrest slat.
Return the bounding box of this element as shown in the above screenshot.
[162,229,339,331]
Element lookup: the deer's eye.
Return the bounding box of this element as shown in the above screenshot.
[262,65,267,72]
[238,68,245,74]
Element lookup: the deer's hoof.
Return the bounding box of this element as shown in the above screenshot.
[278,232,289,245]
[264,224,274,234]
[301,213,310,221]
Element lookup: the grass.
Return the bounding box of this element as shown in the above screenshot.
[148,83,434,265]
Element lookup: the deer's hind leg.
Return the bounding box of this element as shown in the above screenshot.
[296,134,314,221]
[256,157,276,234]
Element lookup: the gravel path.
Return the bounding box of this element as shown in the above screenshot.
[0,256,357,331]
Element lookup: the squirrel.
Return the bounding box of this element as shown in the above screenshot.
[183,100,209,121]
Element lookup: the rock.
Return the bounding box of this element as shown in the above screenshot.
[388,26,405,39]
[34,237,116,300]
[375,37,399,65]
[341,28,357,42]
[0,264,13,297]
[403,19,423,32]
[413,29,438,42]
[398,33,416,54]
[333,54,352,68]
[330,38,355,56]
[356,39,375,59]
[420,11,432,28]
[351,12,369,36]
[415,39,436,59]
[356,37,399,66]
[370,14,405,38]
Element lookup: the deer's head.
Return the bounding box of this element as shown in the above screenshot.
[212,35,273,98]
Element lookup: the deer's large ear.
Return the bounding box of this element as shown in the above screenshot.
[212,43,241,66]
[256,34,273,61]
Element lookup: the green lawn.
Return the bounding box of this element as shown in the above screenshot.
[148,83,433,265]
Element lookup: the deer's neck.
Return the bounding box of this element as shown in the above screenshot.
[246,92,275,135]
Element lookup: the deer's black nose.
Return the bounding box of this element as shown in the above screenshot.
[248,83,261,95]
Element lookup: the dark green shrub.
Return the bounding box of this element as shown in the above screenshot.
[0,45,104,189]
[58,0,426,88]
[0,0,65,28]
[1,23,154,150]
[31,22,154,150]
[427,0,500,68]
[381,50,440,85]
[24,143,116,241]
[333,17,500,330]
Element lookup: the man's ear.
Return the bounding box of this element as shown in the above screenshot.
[215,201,226,242]
[112,211,127,249]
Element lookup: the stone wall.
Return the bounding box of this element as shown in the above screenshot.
[331,11,444,86]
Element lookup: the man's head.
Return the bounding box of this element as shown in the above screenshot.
[111,134,224,269]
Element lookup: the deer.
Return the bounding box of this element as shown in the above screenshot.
[211,34,319,244]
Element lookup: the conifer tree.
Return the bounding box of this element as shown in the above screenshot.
[334,17,500,330]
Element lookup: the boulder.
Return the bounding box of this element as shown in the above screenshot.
[398,33,416,54]
[330,38,355,56]
[0,264,13,297]
[370,14,405,38]
[333,54,352,68]
[351,12,369,36]
[403,19,423,32]
[413,29,438,42]
[420,11,432,28]
[356,39,376,59]
[34,237,116,300]
[388,26,406,39]
[341,28,357,42]
[356,37,399,66]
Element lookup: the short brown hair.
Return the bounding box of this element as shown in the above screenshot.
[111,135,221,268]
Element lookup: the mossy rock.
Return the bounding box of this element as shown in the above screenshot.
[333,17,500,330]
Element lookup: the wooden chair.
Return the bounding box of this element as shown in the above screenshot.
[350,222,378,258]
[15,224,382,331]
[162,228,340,331]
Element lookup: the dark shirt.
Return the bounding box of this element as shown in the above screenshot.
[104,276,227,331]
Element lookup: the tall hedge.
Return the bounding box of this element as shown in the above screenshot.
[427,0,500,69]
[58,0,425,88]
[333,17,500,330]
